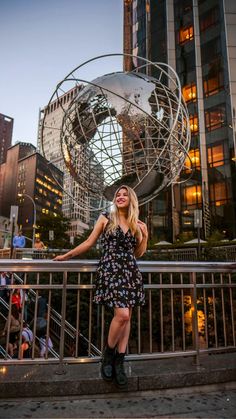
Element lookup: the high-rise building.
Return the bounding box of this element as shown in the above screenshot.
[123,0,236,240]
[0,113,13,164]
[0,142,63,238]
[37,86,91,239]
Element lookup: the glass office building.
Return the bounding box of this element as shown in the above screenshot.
[124,0,236,240]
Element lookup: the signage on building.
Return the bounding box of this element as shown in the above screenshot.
[49,230,54,241]
[10,206,18,223]
[194,209,202,228]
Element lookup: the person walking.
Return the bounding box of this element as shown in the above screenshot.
[54,185,148,388]
[13,230,26,248]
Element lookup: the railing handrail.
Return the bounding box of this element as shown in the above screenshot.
[0,259,235,273]
[0,259,235,365]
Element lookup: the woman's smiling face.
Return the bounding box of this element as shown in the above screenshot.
[115,188,130,209]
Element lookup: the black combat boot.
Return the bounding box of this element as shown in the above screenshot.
[114,352,128,389]
[101,345,116,381]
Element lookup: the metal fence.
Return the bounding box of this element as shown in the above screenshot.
[2,245,236,261]
[0,260,235,367]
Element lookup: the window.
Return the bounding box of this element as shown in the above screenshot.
[185,149,201,172]
[208,144,224,167]
[210,182,227,206]
[200,7,219,32]
[205,105,226,132]
[203,72,224,97]
[182,83,197,102]
[189,115,198,134]
[201,38,221,65]
[179,26,194,44]
[184,185,202,205]
[177,50,196,74]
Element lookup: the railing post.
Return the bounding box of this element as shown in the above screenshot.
[191,272,200,365]
[56,271,67,374]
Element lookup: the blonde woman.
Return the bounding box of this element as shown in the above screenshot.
[54,185,148,388]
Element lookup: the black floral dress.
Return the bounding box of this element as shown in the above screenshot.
[94,213,145,308]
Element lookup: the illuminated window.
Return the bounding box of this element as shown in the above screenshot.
[185,149,200,172]
[208,144,224,167]
[179,26,194,44]
[205,105,226,131]
[189,115,198,134]
[182,84,197,102]
[210,182,227,206]
[203,72,224,97]
[184,185,202,205]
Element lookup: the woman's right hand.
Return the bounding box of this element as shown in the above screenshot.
[53,254,70,261]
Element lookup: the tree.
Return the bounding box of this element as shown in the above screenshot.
[37,214,71,249]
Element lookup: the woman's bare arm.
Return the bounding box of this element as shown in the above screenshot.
[53,215,107,261]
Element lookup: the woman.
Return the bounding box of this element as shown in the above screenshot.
[2,304,21,357]
[11,289,21,311]
[54,185,148,388]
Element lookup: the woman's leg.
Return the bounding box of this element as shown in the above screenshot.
[107,307,130,349]
[116,308,132,353]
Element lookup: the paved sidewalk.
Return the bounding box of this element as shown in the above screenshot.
[1,353,236,398]
[1,383,236,418]
[1,352,236,418]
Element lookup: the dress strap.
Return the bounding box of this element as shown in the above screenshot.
[101,211,110,219]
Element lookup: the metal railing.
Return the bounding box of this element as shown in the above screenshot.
[2,245,236,261]
[0,259,235,367]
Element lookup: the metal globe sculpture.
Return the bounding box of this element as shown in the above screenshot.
[41,54,191,211]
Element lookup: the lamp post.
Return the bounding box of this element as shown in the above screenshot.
[18,193,36,247]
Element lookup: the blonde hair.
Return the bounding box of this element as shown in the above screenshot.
[107,185,139,236]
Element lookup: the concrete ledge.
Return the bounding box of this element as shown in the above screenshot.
[1,353,236,399]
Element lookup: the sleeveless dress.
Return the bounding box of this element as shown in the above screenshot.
[94,213,145,308]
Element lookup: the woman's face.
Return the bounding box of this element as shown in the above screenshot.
[115,188,130,209]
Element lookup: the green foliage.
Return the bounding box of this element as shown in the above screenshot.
[37,213,71,249]
[206,229,225,245]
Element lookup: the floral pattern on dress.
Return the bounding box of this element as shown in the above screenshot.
[94,213,145,308]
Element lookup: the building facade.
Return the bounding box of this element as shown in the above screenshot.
[37,86,92,240]
[124,0,236,240]
[0,142,63,241]
[0,113,13,165]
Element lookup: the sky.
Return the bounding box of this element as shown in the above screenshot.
[0,0,123,146]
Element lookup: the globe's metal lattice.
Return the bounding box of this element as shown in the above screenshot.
[41,54,191,211]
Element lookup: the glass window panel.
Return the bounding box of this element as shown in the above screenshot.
[185,149,200,172]
[201,37,221,65]
[189,115,199,134]
[200,6,219,32]
[210,182,227,205]
[179,26,194,44]
[184,185,202,205]
[203,71,224,97]
[182,83,197,102]
[207,144,224,167]
[205,105,226,131]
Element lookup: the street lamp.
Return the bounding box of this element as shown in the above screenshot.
[18,193,36,247]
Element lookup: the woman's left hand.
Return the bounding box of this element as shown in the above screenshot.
[137,220,148,239]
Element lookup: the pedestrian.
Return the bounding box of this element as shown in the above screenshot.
[11,289,22,312]
[0,272,11,302]
[33,237,45,249]
[20,321,34,358]
[39,334,53,358]
[2,304,21,357]
[13,230,26,248]
[54,185,148,388]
